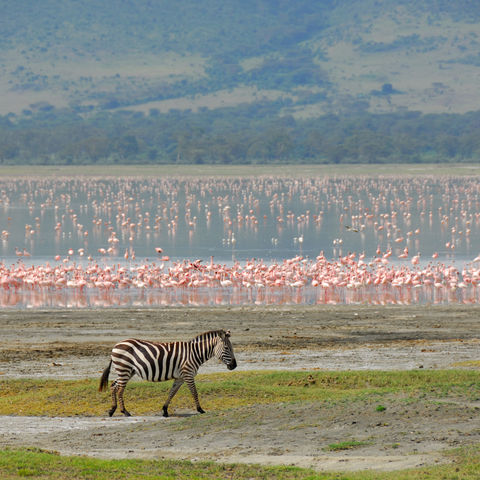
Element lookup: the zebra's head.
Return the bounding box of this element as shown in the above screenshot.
[214,330,237,370]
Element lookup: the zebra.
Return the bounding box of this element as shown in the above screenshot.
[99,329,237,417]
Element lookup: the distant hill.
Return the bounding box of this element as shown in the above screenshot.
[2,0,480,116]
[2,1,480,165]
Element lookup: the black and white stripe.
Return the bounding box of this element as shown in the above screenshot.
[99,329,237,417]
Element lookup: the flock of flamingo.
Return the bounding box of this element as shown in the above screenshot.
[0,175,479,307]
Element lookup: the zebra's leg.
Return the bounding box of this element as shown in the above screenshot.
[162,378,184,417]
[117,380,131,417]
[108,380,118,417]
[185,376,205,414]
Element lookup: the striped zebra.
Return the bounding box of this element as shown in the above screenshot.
[99,329,237,417]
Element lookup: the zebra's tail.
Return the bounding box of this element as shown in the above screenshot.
[99,360,112,392]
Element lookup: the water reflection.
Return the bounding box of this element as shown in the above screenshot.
[1,284,478,309]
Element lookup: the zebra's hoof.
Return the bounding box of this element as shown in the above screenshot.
[162,407,169,417]
[197,407,205,414]
[122,409,131,417]
[108,407,117,417]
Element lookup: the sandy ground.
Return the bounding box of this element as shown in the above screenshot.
[1,305,479,472]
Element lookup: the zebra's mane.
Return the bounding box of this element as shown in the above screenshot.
[190,330,225,342]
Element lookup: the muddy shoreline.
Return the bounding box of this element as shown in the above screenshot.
[1,305,479,472]
[1,304,479,376]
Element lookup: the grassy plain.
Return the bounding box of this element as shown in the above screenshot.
[1,163,480,177]
[0,370,478,416]
[0,370,479,479]
[0,445,479,480]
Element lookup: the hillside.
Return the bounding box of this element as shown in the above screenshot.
[2,0,480,117]
[1,1,480,164]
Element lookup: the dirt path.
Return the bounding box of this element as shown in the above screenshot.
[1,305,479,472]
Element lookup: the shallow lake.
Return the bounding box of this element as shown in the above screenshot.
[0,175,479,307]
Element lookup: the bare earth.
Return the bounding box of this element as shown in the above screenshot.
[1,305,479,472]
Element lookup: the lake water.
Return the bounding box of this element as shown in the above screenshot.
[0,175,479,307]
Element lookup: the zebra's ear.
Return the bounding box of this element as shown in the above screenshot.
[219,329,231,340]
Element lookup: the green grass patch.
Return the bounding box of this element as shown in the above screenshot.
[0,447,317,480]
[0,445,479,480]
[451,360,480,369]
[0,370,478,417]
[325,440,370,451]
